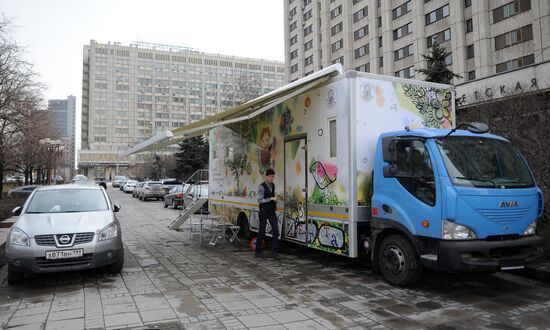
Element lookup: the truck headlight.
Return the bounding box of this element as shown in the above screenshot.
[99,222,118,242]
[10,228,30,246]
[442,220,476,240]
[523,221,537,236]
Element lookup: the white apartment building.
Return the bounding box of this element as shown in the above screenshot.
[80,40,285,178]
[284,0,550,84]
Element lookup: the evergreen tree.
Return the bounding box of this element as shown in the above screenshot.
[174,136,209,180]
[416,43,462,84]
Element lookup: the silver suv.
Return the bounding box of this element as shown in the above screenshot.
[6,184,124,284]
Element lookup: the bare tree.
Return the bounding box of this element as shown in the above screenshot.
[0,15,44,197]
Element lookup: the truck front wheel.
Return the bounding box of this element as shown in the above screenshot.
[377,235,422,286]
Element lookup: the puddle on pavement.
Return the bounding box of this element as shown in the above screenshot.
[416,300,442,310]
[175,294,206,317]
[311,307,349,328]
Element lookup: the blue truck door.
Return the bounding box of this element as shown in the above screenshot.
[378,138,441,238]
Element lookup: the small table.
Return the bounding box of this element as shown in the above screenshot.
[209,222,241,246]
[189,214,223,244]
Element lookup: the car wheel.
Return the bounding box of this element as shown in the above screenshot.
[164,200,169,208]
[7,266,25,284]
[171,200,177,209]
[377,235,422,286]
[106,251,124,274]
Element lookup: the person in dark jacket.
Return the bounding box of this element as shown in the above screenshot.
[255,168,279,259]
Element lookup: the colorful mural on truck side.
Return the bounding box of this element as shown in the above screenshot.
[209,78,352,255]
[355,78,454,206]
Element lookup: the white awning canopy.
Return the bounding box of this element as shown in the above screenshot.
[126,64,343,155]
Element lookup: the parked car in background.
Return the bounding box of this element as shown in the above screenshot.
[182,183,209,214]
[112,175,127,188]
[122,180,138,193]
[163,185,188,209]
[160,179,182,195]
[71,175,88,183]
[6,176,25,184]
[138,181,164,201]
[7,185,40,198]
[6,184,124,284]
[132,182,144,198]
[52,175,64,184]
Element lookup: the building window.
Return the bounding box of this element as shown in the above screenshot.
[305,55,314,66]
[303,0,312,6]
[290,49,298,59]
[332,57,344,65]
[304,25,313,36]
[378,36,383,48]
[331,39,344,52]
[494,25,533,50]
[290,21,297,32]
[426,4,450,25]
[393,1,411,20]
[465,19,473,33]
[329,119,337,157]
[289,7,297,17]
[356,63,370,72]
[291,63,298,73]
[466,44,474,59]
[465,0,472,7]
[331,5,342,19]
[379,56,384,67]
[303,9,312,21]
[495,54,534,73]
[427,29,451,47]
[353,0,362,5]
[353,7,368,22]
[393,22,413,40]
[331,22,343,36]
[355,45,369,59]
[468,70,476,80]
[394,44,414,61]
[445,53,453,65]
[395,66,415,78]
[377,16,382,27]
[290,35,298,45]
[304,40,313,51]
[354,26,368,40]
[493,0,531,23]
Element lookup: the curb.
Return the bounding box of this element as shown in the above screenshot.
[511,257,550,282]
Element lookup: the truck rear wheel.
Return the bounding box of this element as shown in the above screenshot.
[377,235,422,286]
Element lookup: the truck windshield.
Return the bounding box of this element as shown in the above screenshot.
[436,136,534,188]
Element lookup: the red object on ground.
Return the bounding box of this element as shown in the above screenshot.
[250,237,267,251]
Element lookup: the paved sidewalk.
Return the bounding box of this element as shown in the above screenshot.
[1,192,550,329]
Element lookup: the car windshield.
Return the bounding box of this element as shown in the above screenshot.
[436,136,535,188]
[127,180,137,184]
[26,189,109,213]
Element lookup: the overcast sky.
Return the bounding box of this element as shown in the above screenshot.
[2,0,285,146]
[3,0,284,153]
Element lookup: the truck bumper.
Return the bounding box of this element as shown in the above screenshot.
[423,235,545,273]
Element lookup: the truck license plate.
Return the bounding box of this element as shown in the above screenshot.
[46,249,83,260]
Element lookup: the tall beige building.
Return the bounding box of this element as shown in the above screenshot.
[81,40,285,178]
[284,0,550,83]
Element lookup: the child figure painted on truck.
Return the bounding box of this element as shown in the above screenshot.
[259,127,276,174]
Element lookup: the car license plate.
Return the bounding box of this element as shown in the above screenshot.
[45,249,83,260]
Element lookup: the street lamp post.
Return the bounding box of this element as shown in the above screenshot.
[39,139,62,185]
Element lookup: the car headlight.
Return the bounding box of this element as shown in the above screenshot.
[442,220,476,240]
[99,222,118,242]
[10,228,30,246]
[523,221,537,236]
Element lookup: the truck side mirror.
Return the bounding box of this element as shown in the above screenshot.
[382,137,395,163]
[383,165,397,178]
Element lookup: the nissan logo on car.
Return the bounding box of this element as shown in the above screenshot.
[499,201,519,208]
[58,234,71,244]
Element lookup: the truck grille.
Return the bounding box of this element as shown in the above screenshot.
[36,254,93,269]
[34,232,95,246]
[477,208,530,224]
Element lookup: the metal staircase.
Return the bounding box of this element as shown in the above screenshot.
[167,169,209,230]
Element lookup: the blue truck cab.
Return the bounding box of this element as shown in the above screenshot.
[370,123,545,285]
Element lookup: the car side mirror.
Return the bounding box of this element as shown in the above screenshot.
[113,203,121,212]
[383,165,397,178]
[12,206,22,216]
